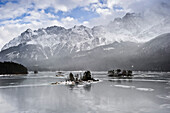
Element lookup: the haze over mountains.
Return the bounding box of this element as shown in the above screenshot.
[0,13,170,71]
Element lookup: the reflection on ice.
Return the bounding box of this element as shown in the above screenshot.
[67,83,92,92]
[108,79,167,82]
[0,83,50,89]
[114,85,154,91]
[0,71,170,113]
[157,95,170,100]
[160,104,170,109]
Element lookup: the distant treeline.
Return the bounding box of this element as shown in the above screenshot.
[0,62,28,74]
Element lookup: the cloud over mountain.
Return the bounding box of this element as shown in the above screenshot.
[0,0,170,49]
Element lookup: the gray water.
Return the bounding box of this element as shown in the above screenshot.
[0,71,170,113]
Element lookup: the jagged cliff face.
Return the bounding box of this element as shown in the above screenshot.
[2,13,170,52]
[0,13,170,71]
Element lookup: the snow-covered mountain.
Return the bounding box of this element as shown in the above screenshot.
[131,33,170,71]
[3,13,170,52]
[0,13,170,71]
[65,33,170,71]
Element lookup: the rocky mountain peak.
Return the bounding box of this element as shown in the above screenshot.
[1,12,170,52]
[25,28,32,33]
[21,28,32,37]
[123,13,141,19]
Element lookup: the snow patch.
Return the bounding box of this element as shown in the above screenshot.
[103,47,115,51]
[136,88,154,91]
[114,85,135,89]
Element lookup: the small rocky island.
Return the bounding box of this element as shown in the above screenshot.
[52,71,99,85]
[0,61,28,74]
[68,71,99,82]
[108,69,133,77]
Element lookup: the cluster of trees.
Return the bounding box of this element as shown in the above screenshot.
[0,61,28,74]
[68,71,98,82]
[108,69,132,77]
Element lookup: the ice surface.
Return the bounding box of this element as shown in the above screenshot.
[0,71,170,113]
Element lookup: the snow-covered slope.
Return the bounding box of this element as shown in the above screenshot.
[140,33,170,54]
[2,26,94,53]
[2,13,170,52]
[131,33,170,71]
[1,13,170,71]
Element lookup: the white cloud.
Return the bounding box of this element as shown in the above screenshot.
[0,0,100,49]
[107,0,120,9]
[0,0,170,50]
[0,19,64,49]
[86,0,170,26]
[32,0,98,12]
[0,26,19,49]
[0,2,30,20]
[61,17,79,28]
[96,8,112,16]
[61,17,74,22]
[83,21,89,25]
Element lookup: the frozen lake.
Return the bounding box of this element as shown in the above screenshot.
[0,71,170,113]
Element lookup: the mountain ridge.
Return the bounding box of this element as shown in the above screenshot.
[0,13,170,71]
[3,12,169,51]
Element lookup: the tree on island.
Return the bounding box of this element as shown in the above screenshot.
[82,71,92,81]
[82,71,98,81]
[67,71,98,82]
[69,73,75,81]
[116,69,121,75]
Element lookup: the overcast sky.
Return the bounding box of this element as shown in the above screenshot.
[0,0,170,49]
